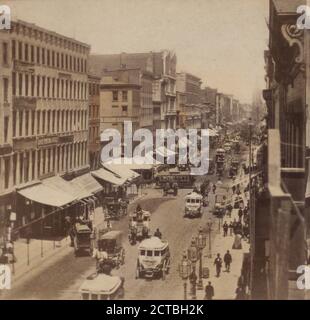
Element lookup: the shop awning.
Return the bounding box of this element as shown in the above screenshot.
[17,182,77,207]
[70,173,103,196]
[91,168,127,186]
[102,164,140,182]
[44,176,84,199]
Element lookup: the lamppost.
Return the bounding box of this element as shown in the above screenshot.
[196,227,206,290]
[188,237,198,299]
[178,251,191,300]
[206,218,213,258]
[248,118,254,296]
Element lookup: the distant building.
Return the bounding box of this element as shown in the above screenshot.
[176,72,202,129]
[89,50,177,131]
[99,69,140,138]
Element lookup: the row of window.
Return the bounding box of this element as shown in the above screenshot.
[0,142,88,190]
[12,109,88,138]
[12,22,88,54]
[12,72,88,100]
[11,40,87,73]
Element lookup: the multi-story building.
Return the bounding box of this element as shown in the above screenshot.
[251,0,309,300]
[200,86,217,128]
[99,69,140,139]
[89,50,177,131]
[176,72,202,129]
[88,74,101,170]
[0,20,92,239]
[153,51,177,129]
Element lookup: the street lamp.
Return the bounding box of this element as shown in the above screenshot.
[196,227,206,290]
[188,237,198,299]
[178,251,191,300]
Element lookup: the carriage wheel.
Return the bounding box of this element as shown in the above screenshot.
[166,258,170,274]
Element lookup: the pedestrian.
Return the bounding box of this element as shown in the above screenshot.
[212,184,217,194]
[205,281,215,300]
[214,253,222,277]
[232,185,236,194]
[227,204,233,218]
[224,250,232,272]
[229,221,234,236]
[238,208,243,222]
[223,221,228,237]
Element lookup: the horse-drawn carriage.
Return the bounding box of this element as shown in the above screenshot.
[215,148,225,177]
[184,192,203,218]
[136,237,170,280]
[72,223,93,257]
[96,231,125,269]
[229,159,239,178]
[163,181,178,196]
[128,209,151,245]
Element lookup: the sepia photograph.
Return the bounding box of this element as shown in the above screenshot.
[0,0,309,306]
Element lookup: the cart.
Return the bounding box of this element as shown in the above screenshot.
[136,237,170,280]
[96,231,125,268]
[73,223,93,257]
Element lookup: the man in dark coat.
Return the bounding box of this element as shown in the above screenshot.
[214,253,222,277]
[205,282,215,300]
[224,250,232,272]
[223,222,228,237]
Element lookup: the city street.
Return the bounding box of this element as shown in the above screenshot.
[2,148,252,301]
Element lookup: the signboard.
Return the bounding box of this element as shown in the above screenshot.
[58,135,74,144]
[37,135,58,147]
[13,96,37,110]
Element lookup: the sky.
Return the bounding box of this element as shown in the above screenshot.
[4,0,269,103]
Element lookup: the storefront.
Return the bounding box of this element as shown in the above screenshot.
[15,174,103,239]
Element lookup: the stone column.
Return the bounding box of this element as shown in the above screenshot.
[16,152,21,185]
[33,150,38,180]
[0,157,4,192]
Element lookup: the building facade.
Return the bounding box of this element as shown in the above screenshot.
[252,0,309,300]
[88,52,154,132]
[99,70,140,139]
[0,20,90,240]
[176,72,202,129]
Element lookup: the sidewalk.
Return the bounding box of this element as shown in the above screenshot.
[196,172,250,300]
